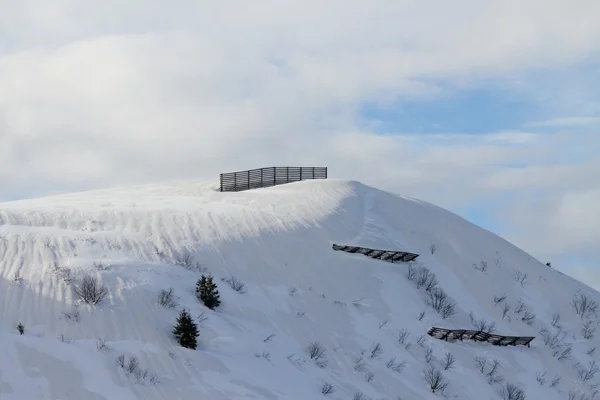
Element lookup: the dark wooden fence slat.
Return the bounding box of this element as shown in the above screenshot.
[332,243,419,263]
[428,327,535,348]
[220,166,328,192]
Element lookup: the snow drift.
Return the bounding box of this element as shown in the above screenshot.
[0,179,598,399]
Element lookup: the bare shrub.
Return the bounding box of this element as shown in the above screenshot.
[378,320,388,329]
[96,337,111,351]
[429,244,437,254]
[116,353,158,384]
[222,276,247,293]
[514,299,526,314]
[307,342,327,368]
[486,359,503,385]
[353,355,367,373]
[576,361,599,382]
[424,346,434,363]
[500,383,525,400]
[587,346,596,356]
[536,371,546,385]
[550,375,561,388]
[502,303,511,320]
[474,260,488,272]
[520,311,536,326]
[418,311,426,321]
[93,261,111,271]
[416,334,426,347]
[74,274,108,305]
[407,264,417,281]
[197,311,208,326]
[441,352,455,370]
[416,267,439,292]
[469,312,496,333]
[539,327,573,360]
[572,293,598,319]
[494,295,507,305]
[157,287,178,308]
[353,392,366,400]
[175,253,206,272]
[582,320,597,340]
[554,343,572,361]
[61,308,81,323]
[512,300,535,325]
[254,349,270,361]
[551,313,562,329]
[117,353,126,368]
[398,328,410,346]
[365,371,375,382]
[58,334,72,343]
[125,356,140,374]
[514,271,528,286]
[263,333,276,343]
[475,357,503,384]
[428,288,456,318]
[321,382,334,395]
[386,357,406,373]
[370,342,383,359]
[423,366,448,394]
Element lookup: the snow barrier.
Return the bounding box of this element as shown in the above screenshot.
[220,166,327,192]
[332,244,419,263]
[427,327,535,347]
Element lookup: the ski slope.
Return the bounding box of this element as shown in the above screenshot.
[0,179,598,399]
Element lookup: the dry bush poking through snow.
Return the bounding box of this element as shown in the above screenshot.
[157,287,178,308]
[61,308,81,323]
[320,382,334,395]
[222,276,247,293]
[306,342,328,368]
[423,366,448,394]
[500,383,525,400]
[441,352,455,370]
[73,274,108,305]
[572,293,598,319]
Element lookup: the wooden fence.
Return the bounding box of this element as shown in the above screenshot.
[332,244,419,263]
[427,327,535,347]
[220,166,328,192]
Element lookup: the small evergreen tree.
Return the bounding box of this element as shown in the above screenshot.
[17,323,24,335]
[173,309,199,349]
[196,274,221,309]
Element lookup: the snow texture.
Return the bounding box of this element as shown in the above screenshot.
[1,179,599,399]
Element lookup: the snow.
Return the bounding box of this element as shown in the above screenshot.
[1,179,599,399]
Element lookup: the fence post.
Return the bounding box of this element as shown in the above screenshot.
[234,172,237,192]
[273,167,276,186]
[220,174,223,192]
[260,168,263,188]
[247,170,250,190]
[300,166,303,181]
[311,167,315,179]
[286,167,289,183]
[325,167,327,179]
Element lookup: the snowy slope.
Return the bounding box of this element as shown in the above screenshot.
[1,179,599,400]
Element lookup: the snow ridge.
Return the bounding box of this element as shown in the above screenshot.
[0,179,599,399]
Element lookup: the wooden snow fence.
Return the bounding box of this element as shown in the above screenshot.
[427,327,535,347]
[332,244,419,263]
[220,166,328,192]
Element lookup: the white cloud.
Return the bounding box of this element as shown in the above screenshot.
[1,0,599,274]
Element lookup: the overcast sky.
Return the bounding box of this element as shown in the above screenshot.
[1,0,599,287]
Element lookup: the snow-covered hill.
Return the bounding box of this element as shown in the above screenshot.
[1,179,599,400]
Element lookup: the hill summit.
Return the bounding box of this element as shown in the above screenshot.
[1,179,598,399]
